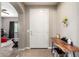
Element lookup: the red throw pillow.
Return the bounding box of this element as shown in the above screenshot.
[1,36,7,43]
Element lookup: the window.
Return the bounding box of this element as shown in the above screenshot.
[14,22,18,32]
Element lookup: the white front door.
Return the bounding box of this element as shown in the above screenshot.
[29,8,49,48]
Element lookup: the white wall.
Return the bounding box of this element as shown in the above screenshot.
[57,2,79,46]
[57,2,79,56]
[49,7,58,38]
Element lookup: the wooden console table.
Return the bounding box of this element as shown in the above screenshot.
[52,38,79,56]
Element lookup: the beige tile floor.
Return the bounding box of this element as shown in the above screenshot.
[0,41,18,57]
[0,47,18,57]
[18,49,53,57]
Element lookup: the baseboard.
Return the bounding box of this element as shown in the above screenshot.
[18,47,51,50]
[48,47,52,49]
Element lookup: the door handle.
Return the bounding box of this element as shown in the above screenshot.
[30,31,32,35]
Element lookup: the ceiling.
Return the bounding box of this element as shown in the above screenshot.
[1,2,18,17]
[24,2,58,5]
[1,2,58,17]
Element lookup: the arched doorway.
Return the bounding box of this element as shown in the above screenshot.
[0,2,27,56]
[10,2,27,49]
[0,2,27,50]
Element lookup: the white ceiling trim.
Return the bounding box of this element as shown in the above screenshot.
[24,2,58,5]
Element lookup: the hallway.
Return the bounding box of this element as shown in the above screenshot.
[1,2,79,57]
[18,49,53,57]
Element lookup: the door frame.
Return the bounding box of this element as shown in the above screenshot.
[29,8,49,48]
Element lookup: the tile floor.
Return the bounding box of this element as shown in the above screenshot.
[0,47,18,57]
[0,41,18,57]
[18,49,53,57]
